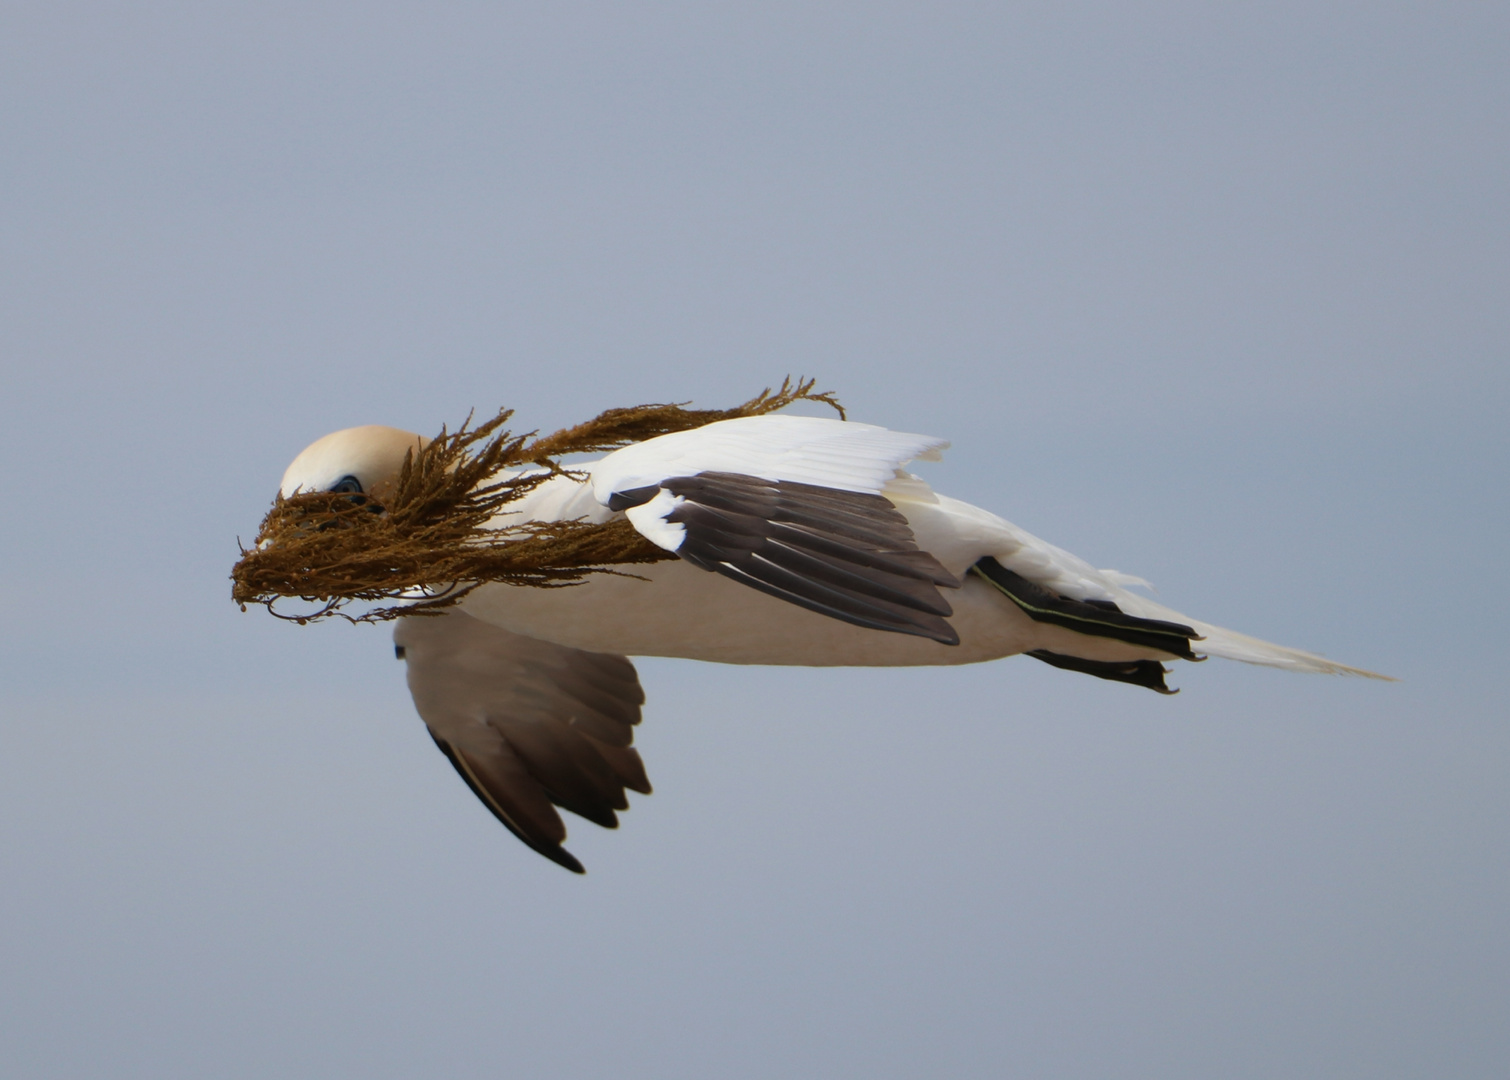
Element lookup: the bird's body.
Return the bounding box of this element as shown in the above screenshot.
[463,473,1190,668]
[273,411,1387,871]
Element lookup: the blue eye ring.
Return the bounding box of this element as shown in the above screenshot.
[329,475,363,494]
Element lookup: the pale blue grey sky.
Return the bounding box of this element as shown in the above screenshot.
[1,3,1506,1077]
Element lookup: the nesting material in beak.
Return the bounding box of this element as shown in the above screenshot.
[231,377,845,624]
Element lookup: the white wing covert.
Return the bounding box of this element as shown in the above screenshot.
[590,415,949,501]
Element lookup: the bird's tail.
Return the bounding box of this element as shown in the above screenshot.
[1106,588,1395,679]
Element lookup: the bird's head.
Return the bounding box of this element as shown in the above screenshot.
[279,425,429,501]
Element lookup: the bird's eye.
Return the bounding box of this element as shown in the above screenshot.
[329,475,363,494]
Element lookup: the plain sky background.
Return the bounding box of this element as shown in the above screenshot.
[1,3,1506,1077]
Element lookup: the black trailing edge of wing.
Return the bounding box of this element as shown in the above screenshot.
[637,471,962,645]
[972,556,1202,659]
[1026,650,1178,694]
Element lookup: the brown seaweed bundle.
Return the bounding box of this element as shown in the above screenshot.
[231,377,845,624]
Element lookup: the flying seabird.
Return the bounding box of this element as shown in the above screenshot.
[276,414,1387,872]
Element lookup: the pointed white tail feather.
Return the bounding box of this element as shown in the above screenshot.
[1191,624,1394,678]
[1107,591,1394,679]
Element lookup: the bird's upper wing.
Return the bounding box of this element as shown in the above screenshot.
[394,609,651,873]
[591,414,950,498]
[590,416,963,644]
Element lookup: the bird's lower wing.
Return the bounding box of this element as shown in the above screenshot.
[394,610,651,873]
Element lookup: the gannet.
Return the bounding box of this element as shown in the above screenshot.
[277,415,1387,872]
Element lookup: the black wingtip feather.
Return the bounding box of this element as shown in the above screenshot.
[431,735,588,873]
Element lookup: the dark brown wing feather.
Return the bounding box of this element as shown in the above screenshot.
[395,609,651,873]
[636,471,962,645]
